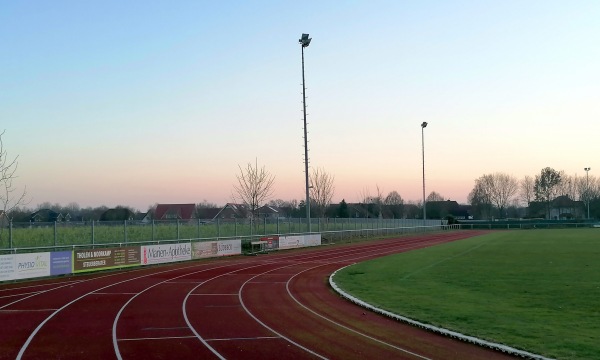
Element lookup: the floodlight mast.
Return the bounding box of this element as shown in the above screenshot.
[421,122,428,223]
[300,33,312,232]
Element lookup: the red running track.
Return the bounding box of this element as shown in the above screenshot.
[0,231,519,359]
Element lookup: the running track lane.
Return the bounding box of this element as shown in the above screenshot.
[0,231,519,359]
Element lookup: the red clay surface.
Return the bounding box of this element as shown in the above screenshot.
[0,231,520,359]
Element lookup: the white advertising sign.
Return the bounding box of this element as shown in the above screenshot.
[304,234,322,246]
[278,235,305,249]
[216,239,241,256]
[141,242,192,265]
[0,255,15,281]
[14,252,51,280]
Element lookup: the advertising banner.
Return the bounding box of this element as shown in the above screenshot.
[278,235,305,249]
[260,236,279,250]
[304,234,322,247]
[74,246,141,273]
[141,242,191,265]
[0,255,15,282]
[192,241,218,259]
[216,239,241,256]
[14,252,51,280]
[50,251,73,276]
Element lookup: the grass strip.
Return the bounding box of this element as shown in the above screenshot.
[333,229,600,360]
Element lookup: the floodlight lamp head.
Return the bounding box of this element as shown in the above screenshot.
[585,167,591,171]
[299,33,311,47]
[421,122,428,128]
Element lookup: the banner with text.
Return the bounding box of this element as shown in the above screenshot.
[141,242,191,265]
[278,235,305,249]
[260,236,279,250]
[192,239,241,259]
[74,246,141,273]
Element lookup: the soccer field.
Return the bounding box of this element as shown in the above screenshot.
[334,229,600,360]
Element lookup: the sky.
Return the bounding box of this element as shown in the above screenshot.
[1,1,599,211]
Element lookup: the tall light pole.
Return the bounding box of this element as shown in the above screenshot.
[300,33,312,232]
[585,167,591,220]
[421,121,428,222]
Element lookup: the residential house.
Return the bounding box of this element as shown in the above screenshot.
[30,209,63,223]
[426,200,471,220]
[134,211,152,223]
[154,204,196,221]
[257,205,285,219]
[213,203,251,220]
[528,195,584,219]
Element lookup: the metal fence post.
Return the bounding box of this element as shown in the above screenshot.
[92,220,95,245]
[152,220,155,241]
[54,221,57,247]
[198,218,201,239]
[177,219,180,239]
[217,218,220,239]
[9,221,13,249]
[124,221,127,243]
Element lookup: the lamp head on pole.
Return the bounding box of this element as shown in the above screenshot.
[421,121,428,128]
[585,167,591,172]
[299,33,312,47]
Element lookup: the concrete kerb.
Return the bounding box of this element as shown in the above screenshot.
[328,265,554,360]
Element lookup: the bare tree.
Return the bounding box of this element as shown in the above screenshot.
[520,176,534,207]
[385,190,404,219]
[469,175,493,219]
[1,130,28,222]
[534,167,563,219]
[384,191,403,205]
[309,167,335,217]
[233,160,275,218]
[426,191,445,202]
[488,172,519,218]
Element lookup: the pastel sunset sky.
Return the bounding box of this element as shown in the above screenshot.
[2,1,599,211]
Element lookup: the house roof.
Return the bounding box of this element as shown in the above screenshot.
[214,203,251,219]
[30,209,61,222]
[257,205,280,214]
[155,204,196,220]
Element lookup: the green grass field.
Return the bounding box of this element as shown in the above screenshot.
[334,229,600,360]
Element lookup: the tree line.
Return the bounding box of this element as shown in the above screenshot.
[468,167,599,219]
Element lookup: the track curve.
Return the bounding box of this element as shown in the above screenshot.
[0,231,519,359]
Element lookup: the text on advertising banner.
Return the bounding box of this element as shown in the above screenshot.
[14,252,51,280]
[216,239,242,256]
[278,235,305,249]
[0,254,15,281]
[141,243,191,265]
[74,246,141,273]
[50,251,72,276]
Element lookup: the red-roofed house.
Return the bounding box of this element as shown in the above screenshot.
[154,204,196,221]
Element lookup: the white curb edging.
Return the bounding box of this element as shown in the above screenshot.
[329,265,554,360]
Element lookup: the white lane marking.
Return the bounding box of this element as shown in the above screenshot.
[286,263,431,360]
[182,263,268,360]
[206,336,280,342]
[15,262,214,360]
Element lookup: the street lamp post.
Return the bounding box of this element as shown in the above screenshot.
[421,122,428,223]
[585,167,591,220]
[300,33,312,232]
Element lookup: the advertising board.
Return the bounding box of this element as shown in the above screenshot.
[0,255,15,281]
[141,242,191,265]
[216,239,241,256]
[73,246,141,273]
[304,234,322,246]
[278,235,305,249]
[14,252,51,280]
